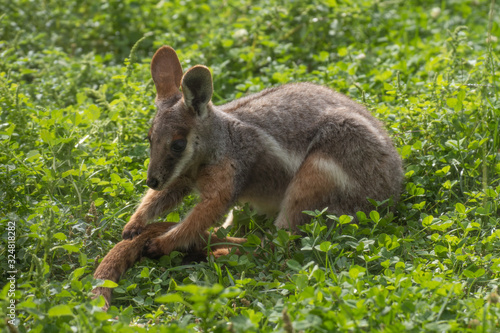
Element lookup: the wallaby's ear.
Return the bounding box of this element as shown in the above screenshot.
[181,65,213,117]
[151,46,183,100]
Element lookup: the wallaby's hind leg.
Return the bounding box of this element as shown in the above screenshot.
[275,153,355,231]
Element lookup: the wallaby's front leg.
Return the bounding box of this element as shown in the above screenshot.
[144,159,237,258]
[122,177,192,239]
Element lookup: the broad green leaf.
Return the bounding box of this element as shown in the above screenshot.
[87,104,101,121]
[422,215,434,227]
[155,293,184,303]
[101,280,118,288]
[338,47,348,57]
[286,259,302,272]
[369,211,380,224]
[349,265,366,279]
[166,212,180,222]
[400,145,411,159]
[140,267,150,278]
[53,232,67,241]
[25,150,41,162]
[318,241,332,252]
[455,203,466,214]
[72,267,85,279]
[62,244,80,253]
[245,234,261,246]
[339,215,352,225]
[446,97,457,108]
[48,304,73,317]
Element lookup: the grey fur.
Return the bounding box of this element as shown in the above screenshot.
[126,46,403,240]
[150,84,402,221]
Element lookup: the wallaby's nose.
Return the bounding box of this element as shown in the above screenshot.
[147,177,159,189]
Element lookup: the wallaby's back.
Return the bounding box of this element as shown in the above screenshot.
[217,82,402,218]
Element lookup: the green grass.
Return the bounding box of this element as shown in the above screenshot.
[1,0,499,332]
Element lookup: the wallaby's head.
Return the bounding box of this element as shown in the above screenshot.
[147,46,213,190]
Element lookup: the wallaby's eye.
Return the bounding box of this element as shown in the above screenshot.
[171,139,187,153]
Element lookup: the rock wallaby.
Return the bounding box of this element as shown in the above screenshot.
[93,45,403,308]
[125,45,403,256]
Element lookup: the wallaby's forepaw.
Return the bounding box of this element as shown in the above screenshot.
[91,287,111,311]
[122,221,144,239]
[143,237,173,259]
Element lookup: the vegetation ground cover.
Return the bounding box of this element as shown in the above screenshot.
[1,0,499,332]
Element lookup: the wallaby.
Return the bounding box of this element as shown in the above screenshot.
[92,222,233,310]
[119,45,403,259]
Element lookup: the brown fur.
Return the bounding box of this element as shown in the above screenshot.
[145,158,248,256]
[92,222,240,310]
[122,178,192,238]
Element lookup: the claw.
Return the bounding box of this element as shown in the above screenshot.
[143,238,169,259]
[122,225,143,239]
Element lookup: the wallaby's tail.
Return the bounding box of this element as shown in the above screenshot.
[91,222,246,310]
[91,222,175,310]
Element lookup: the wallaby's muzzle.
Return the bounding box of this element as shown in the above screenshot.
[146,177,159,189]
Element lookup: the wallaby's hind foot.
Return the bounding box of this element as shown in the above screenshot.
[275,153,348,230]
